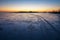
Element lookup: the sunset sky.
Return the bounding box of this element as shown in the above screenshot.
[0,0,60,12]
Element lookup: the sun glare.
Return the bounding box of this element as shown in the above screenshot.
[20,5,39,11]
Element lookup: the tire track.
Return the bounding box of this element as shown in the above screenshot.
[30,14,60,33]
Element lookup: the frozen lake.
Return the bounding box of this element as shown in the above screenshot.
[0,13,60,40]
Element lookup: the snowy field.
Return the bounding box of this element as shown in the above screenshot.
[0,13,60,40]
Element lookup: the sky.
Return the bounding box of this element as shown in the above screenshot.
[0,0,60,12]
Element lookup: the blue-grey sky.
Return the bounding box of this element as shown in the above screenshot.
[0,0,60,11]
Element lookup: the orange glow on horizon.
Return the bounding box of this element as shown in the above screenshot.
[0,7,60,12]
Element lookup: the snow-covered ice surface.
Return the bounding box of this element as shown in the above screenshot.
[0,13,60,40]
